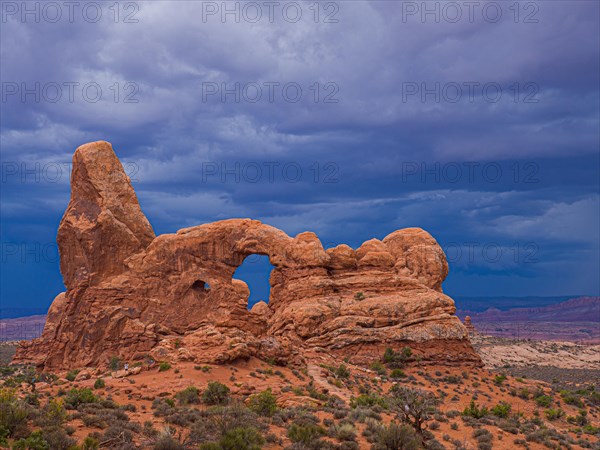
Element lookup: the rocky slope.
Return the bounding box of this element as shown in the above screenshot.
[13,141,480,370]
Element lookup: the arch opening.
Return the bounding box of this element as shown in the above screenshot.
[233,254,274,309]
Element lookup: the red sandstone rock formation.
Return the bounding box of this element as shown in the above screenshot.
[14,141,481,370]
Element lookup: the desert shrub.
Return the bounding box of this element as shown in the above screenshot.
[189,403,262,445]
[24,393,40,407]
[287,422,326,445]
[336,364,351,379]
[445,410,460,419]
[330,423,357,442]
[442,375,461,384]
[108,356,122,371]
[390,369,406,379]
[94,378,105,390]
[248,388,278,417]
[153,434,185,449]
[585,387,600,406]
[64,388,98,408]
[199,444,222,450]
[12,431,49,450]
[371,422,423,450]
[219,426,264,450]
[350,393,388,409]
[582,424,600,435]
[371,362,387,376]
[35,398,67,427]
[354,292,366,301]
[494,374,507,385]
[41,426,76,449]
[544,408,565,420]
[202,382,231,406]
[0,388,30,439]
[534,395,552,407]
[491,402,511,418]
[517,388,531,400]
[82,436,100,450]
[176,386,200,405]
[100,422,138,448]
[65,369,80,382]
[462,400,488,419]
[473,428,493,450]
[0,428,8,447]
[567,409,589,426]
[308,387,329,402]
[560,390,584,407]
[158,362,172,372]
[383,347,412,369]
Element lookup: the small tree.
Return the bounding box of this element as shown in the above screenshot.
[389,385,438,433]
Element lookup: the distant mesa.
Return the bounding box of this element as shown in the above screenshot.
[13,141,481,370]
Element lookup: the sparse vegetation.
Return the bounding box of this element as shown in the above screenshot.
[247,388,278,417]
[202,382,231,406]
[0,337,597,450]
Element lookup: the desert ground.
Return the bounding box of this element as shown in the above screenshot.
[1,337,599,450]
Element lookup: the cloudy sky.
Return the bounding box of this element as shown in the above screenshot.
[1,1,599,314]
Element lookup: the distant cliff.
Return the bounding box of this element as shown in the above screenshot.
[458,296,599,323]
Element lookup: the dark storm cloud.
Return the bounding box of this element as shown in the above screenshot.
[1,0,598,310]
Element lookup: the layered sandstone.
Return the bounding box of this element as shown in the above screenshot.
[14,141,481,370]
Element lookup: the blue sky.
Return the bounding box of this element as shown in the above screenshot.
[1,1,599,314]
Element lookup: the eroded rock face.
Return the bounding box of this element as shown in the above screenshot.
[14,141,481,369]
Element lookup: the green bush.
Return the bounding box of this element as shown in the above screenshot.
[0,388,30,439]
[37,398,67,427]
[153,435,185,449]
[582,424,600,435]
[248,389,277,417]
[39,426,76,449]
[65,369,80,382]
[219,426,264,450]
[494,374,507,385]
[199,444,221,450]
[370,362,387,376]
[372,422,422,450]
[560,390,583,407]
[544,408,565,420]
[382,347,412,369]
[333,423,356,442]
[12,431,49,450]
[534,395,552,407]
[287,422,325,445]
[82,436,99,450]
[350,394,387,409]
[390,369,406,379]
[336,364,350,379]
[93,378,105,390]
[108,356,122,371]
[567,409,589,426]
[158,362,172,372]
[202,382,231,406]
[491,402,511,418]
[463,400,488,419]
[176,386,200,405]
[64,388,98,408]
[0,427,8,447]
